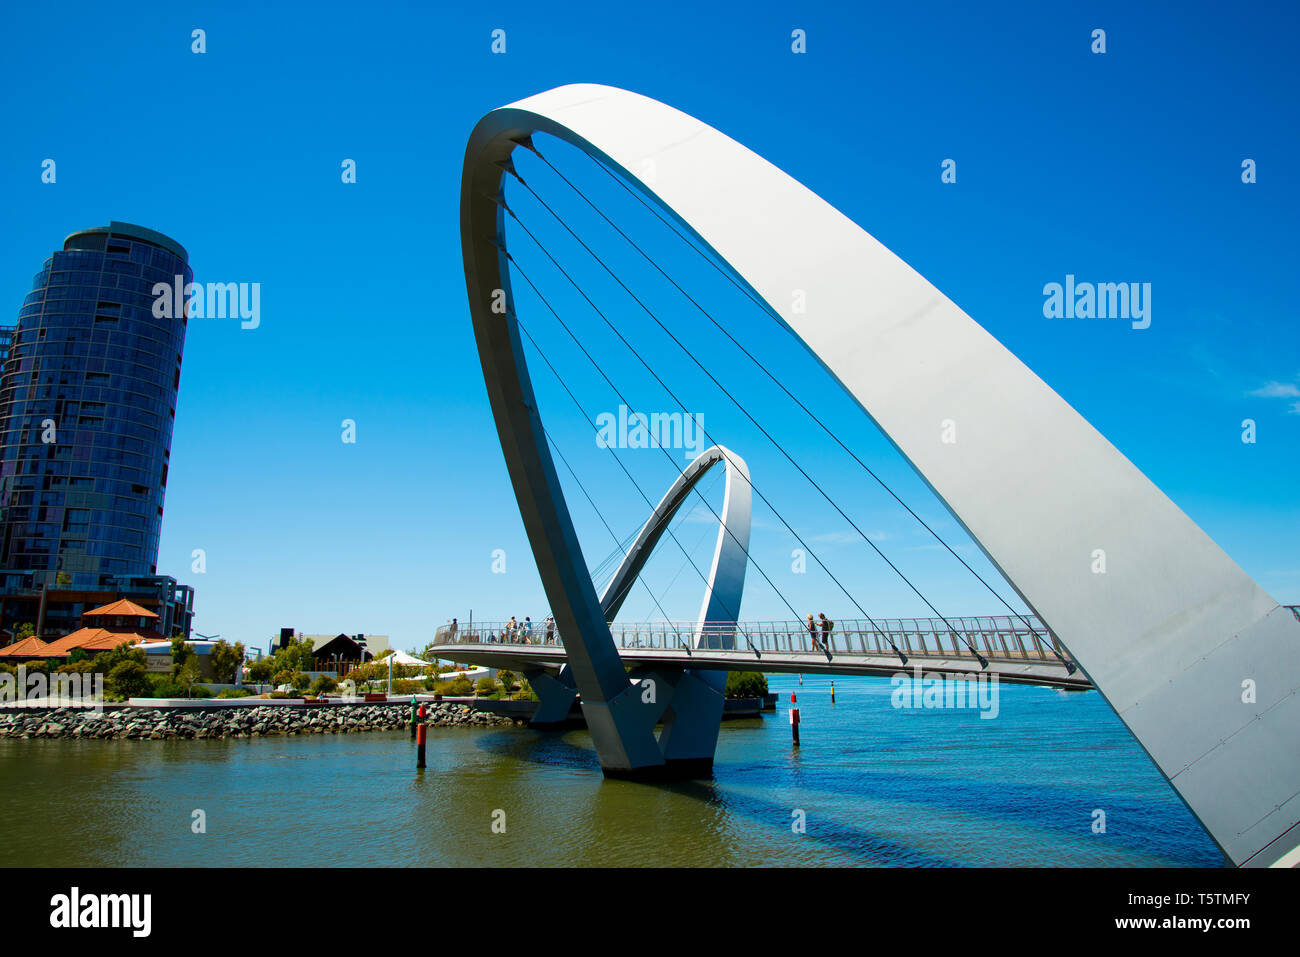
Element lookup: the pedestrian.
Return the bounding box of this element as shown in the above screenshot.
[450,617,458,640]
[522,616,533,642]
[807,614,819,651]
[819,612,834,651]
[545,616,555,644]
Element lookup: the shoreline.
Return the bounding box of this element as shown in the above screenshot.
[0,701,521,740]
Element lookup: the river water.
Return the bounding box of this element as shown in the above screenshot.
[0,674,1223,867]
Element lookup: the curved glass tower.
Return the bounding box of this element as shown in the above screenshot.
[0,222,190,590]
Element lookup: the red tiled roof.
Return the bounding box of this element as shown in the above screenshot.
[82,599,158,619]
[0,636,56,658]
[42,628,162,657]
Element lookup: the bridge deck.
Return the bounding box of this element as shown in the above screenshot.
[432,617,1093,689]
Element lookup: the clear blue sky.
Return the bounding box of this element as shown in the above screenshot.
[1,0,1296,652]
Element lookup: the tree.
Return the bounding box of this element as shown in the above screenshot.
[14,623,35,641]
[724,671,769,699]
[170,636,195,680]
[177,655,204,698]
[91,643,145,675]
[208,639,246,684]
[247,658,275,683]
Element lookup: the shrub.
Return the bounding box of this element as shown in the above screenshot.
[447,676,473,696]
[724,671,768,699]
[217,687,254,699]
[271,669,293,687]
[290,672,310,691]
[150,678,186,698]
[309,675,339,696]
[475,675,497,696]
[108,661,151,699]
[496,669,517,692]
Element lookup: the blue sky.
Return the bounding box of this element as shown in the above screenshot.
[1,0,1296,652]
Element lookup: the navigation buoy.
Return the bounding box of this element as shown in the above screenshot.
[790,693,801,747]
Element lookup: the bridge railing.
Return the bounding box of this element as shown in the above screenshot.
[433,614,1071,667]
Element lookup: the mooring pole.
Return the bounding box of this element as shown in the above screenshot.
[410,696,418,739]
[830,680,835,704]
[416,703,427,769]
[790,692,801,747]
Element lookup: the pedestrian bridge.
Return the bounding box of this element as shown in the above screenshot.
[431,615,1093,689]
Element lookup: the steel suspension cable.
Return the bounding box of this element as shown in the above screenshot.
[508,291,751,638]
[502,195,912,665]
[542,423,674,622]
[551,143,1070,671]
[506,255,797,657]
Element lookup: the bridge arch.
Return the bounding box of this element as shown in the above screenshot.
[461,85,1300,863]
[598,444,751,653]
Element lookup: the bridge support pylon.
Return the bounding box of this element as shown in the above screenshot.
[524,664,579,728]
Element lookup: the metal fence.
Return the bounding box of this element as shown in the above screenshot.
[433,614,1070,665]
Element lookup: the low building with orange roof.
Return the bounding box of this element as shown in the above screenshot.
[3,600,168,662]
[0,635,57,663]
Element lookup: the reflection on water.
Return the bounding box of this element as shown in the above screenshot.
[0,675,1223,867]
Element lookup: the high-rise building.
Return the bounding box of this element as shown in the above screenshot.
[0,222,194,638]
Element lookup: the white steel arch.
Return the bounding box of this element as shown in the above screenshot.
[599,444,752,653]
[460,84,1300,861]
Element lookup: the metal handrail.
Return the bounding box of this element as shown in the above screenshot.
[433,614,1070,666]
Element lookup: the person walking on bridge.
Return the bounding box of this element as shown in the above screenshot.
[807,614,820,652]
[819,613,834,652]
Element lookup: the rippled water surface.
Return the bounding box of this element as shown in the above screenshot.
[0,674,1224,867]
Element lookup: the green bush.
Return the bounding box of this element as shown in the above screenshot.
[107,661,152,699]
[216,687,254,699]
[724,671,769,699]
[290,672,310,691]
[309,675,339,696]
[496,669,517,692]
[475,675,497,696]
[448,676,473,696]
[150,679,186,698]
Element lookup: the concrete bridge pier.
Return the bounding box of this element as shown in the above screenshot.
[525,661,728,778]
[523,665,578,728]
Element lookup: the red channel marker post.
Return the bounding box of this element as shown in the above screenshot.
[416,703,427,769]
[790,693,800,747]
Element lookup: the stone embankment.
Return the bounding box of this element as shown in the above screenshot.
[0,702,522,740]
